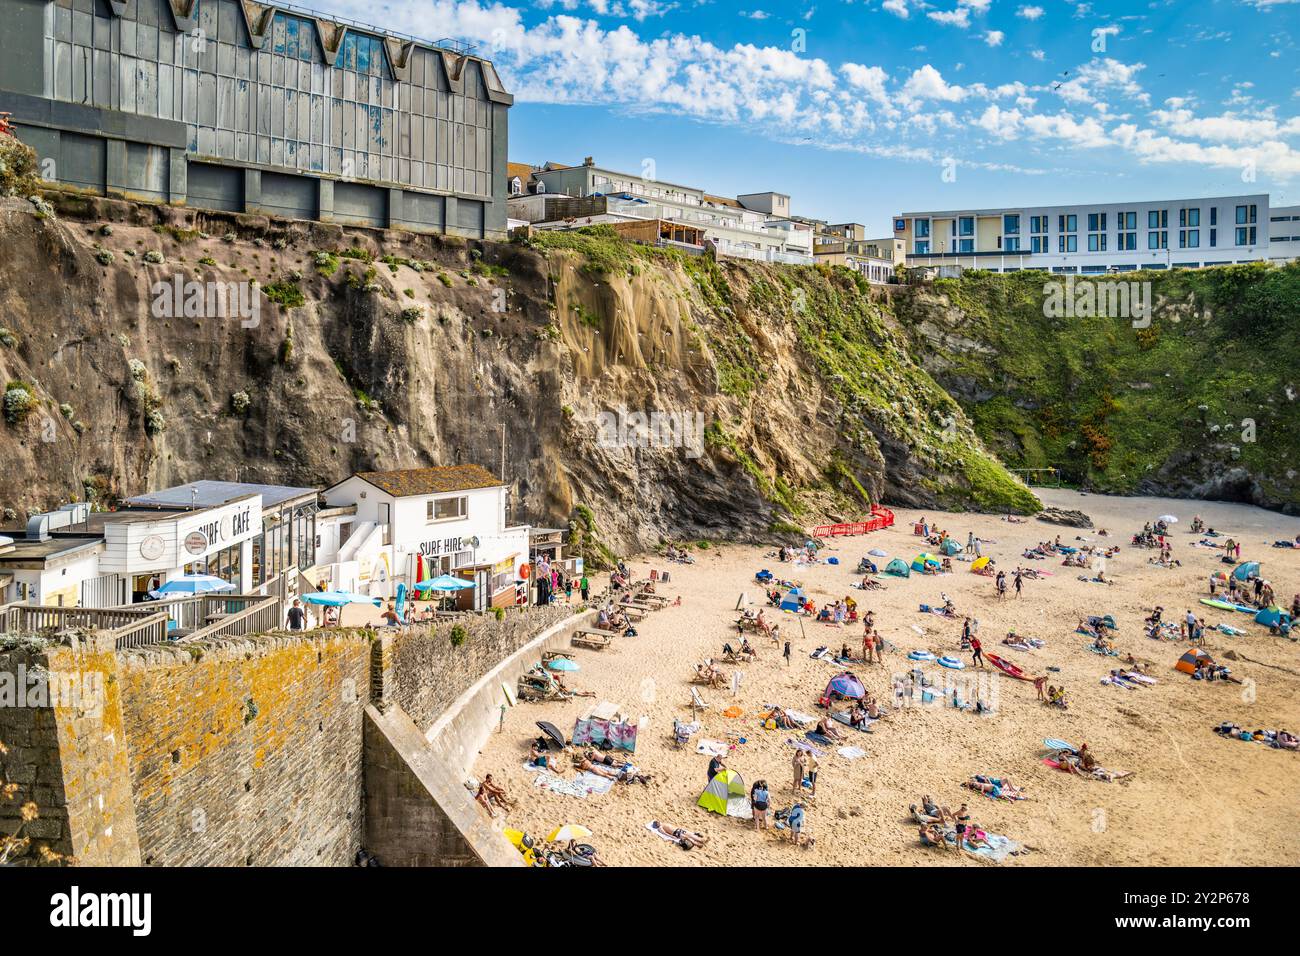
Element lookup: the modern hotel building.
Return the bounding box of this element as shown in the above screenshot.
[894,195,1299,273]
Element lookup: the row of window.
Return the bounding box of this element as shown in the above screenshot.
[913,205,1262,254]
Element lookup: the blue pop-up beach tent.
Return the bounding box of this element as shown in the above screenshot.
[1255,606,1291,628]
[779,587,805,612]
[885,558,911,578]
[1232,561,1260,581]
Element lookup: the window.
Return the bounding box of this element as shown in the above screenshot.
[1148,230,1168,249]
[1005,237,1021,252]
[1179,229,1200,248]
[914,219,930,238]
[1058,214,1078,233]
[1030,215,1047,234]
[1148,209,1168,229]
[958,216,975,237]
[427,496,468,522]
[1087,212,1107,232]
[509,177,522,196]
[1059,234,1078,252]
[1209,228,1217,247]
[1210,207,1217,226]
[1235,204,1257,225]
[1031,236,1048,253]
[1087,233,1107,251]
[957,238,974,253]
[1003,214,1020,235]
[1236,226,1257,245]
[1179,208,1200,227]
[915,240,930,254]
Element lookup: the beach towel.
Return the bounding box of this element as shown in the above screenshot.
[783,709,818,727]
[831,711,876,732]
[532,771,616,799]
[837,746,868,760]
[695,739,728,757]
[805,731,835,746]
[1084,643,1120,656]
[944,828,1022,863]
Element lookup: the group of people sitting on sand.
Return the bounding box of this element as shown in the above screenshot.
[1190,657,1241,684]
[739,607,781,643]
[663,543,695,564]
[1147,542,1181,568]
[595,606,631,633]
[816,597,859,626]
[693,660,730,688]
[719,637,758,663]
[1213,723,1299,749]
[911,796,994,853]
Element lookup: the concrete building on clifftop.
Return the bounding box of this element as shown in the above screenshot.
[0,0,513,237]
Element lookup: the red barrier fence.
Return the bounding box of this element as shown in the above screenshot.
[812,506,895,538]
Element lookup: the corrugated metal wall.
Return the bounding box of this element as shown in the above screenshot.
[42,0,497,198]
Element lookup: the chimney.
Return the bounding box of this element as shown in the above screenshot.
[582,156,594,167]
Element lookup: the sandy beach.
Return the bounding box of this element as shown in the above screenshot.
[472,490,1300,866]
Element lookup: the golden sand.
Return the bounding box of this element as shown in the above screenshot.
[472,490,1300,866]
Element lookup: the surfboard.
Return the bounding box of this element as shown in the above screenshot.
[1200,598,1235,610]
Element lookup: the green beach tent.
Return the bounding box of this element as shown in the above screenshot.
[911,552,941,572]
[698,769,746,815]
[885,558,911,578]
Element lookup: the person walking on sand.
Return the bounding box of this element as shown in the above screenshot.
[862,626,872,664]
[971,635,984,669]
[873,631,884,664]
[792,749,807,794]
[805,752,820,798]
[784,640,792,666]
[967,531,975,555]
[1014,571,1023,599]
[1034,674,1047,702]
[580,573,589,602]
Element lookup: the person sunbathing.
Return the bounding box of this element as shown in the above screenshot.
[651,821,708,849]
[963,775,1025,799]
[814,716,847,742]
[762,706,798,730]
[1276,730,1298,750]
[577,756,623,779]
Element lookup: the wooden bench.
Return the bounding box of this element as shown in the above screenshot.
[571,632,610,650]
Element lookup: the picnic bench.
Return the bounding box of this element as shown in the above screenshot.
[571,632,611,650]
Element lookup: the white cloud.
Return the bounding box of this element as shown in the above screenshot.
[1017,4,1045,18]
[984,30,1005,46]
[1051,58,1149,106]
[1031,49,1046,60]
[882,0,910,17]
[927,8,971,27]
[900,65,969,105]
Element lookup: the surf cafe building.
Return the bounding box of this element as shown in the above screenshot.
[321,465,530,610]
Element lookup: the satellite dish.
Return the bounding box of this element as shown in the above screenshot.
[468,536,481,548]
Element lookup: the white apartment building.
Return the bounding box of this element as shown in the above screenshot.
[507,158,815,264]
[319,465,529,610]
[1268,205,1300,264]
[895,194,1279,273]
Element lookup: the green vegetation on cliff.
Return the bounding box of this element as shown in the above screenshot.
[894,264,1300,510]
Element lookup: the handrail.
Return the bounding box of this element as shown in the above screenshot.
[812,506,895,539]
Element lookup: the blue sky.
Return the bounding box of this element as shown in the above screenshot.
[315,0,1299,231]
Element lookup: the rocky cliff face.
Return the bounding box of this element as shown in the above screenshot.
[0,197,1035,558]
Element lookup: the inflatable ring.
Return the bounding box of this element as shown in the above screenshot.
[938,655,966,669]
[908,650,935,661]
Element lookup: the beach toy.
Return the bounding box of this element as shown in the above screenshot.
[908,650,935,661]
[938,655,965,669]
[986,653,1033,681]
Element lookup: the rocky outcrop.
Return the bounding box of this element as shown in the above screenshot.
[1037,507,1093,529]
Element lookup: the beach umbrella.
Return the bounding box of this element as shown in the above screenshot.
[546,657,579,672]
[301,590,382,607]
[1043,738,1074,753]
[150,574,236,597]
[536,721,566,749]
[547,824,592,842]
[1157,515,1178,524]
[414,573,476,591]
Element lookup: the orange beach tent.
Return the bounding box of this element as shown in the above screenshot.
[1175,648,1214,675]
